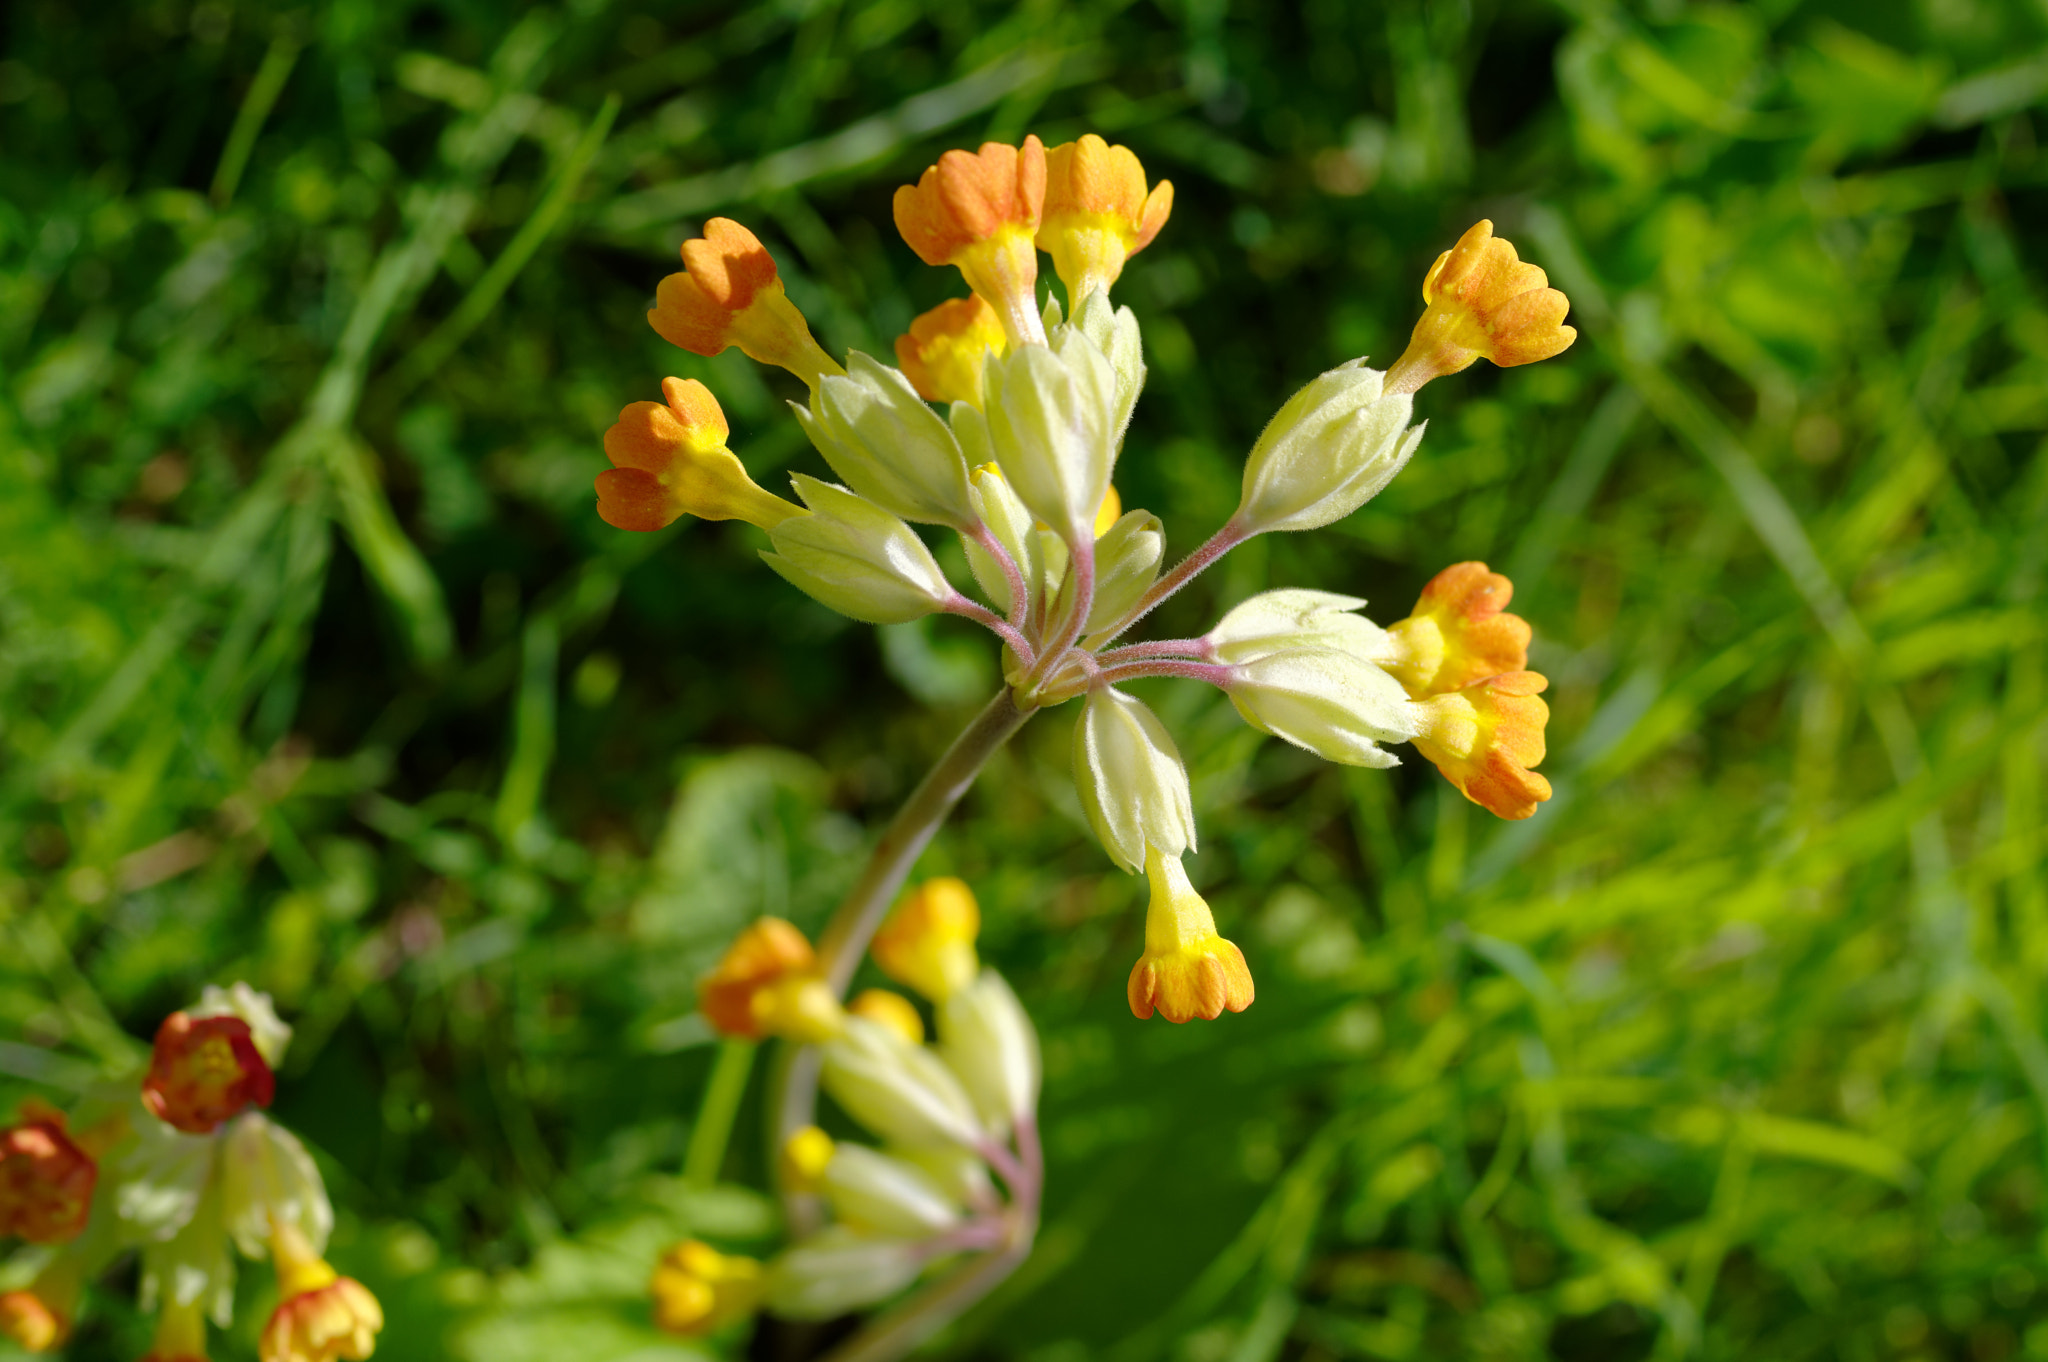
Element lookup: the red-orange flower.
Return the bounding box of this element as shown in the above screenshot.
[261,1225,382,1362]
[893,137,1048,346]
[894,295,1006,407]
[698,918,844,1042]
[597,377,802,532]
[1036,135,1173,306]
[648,219,841,389]
[0,1113,96,1243]
[142,1012,274,1135]
[1384,562,1532,698]
[1411,670,1553,820]
[1386,220,1576,393]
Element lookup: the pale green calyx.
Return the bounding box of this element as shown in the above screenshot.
[1226,647,1419,768]
[819,1015,987,1149]
[794,351,975,527]
[1073,685,1196,872]
[764,1226,926,1321]
[1082,508,1164,634]
[936,968,1041,1131]
[217,1113,334,1258]
[983,323,1118,542]
[1206,589,1396,665]
[1236,362,1425,534]
[818,1144,962,1238]
[765,475,956,625]
[1069,289,1145,451]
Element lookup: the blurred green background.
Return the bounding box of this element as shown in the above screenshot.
[5,0,2048,1358]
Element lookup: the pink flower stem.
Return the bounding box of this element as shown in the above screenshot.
[1095,659,1236,689]
[1094,516,1251,646]
[943,595,1035,666]
[963,520,1031,633]
[1023,531,1095,690]
[1094,637,1210,665]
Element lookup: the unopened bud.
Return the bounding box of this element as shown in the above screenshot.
[1067,290,1146,449]
[872,878,981,1004]
[817,1143,961,1238]
[1073,686,1194,873]
[937,969,1040,1132]
[820,1017,985,1150]
[1080,508,1163,634]
[699,918,845,1042]
[794,352,976,527]
[983,327,1118,543]
[849,989,926,1045]
[650,1239,762,1337]
[1235,363,1423,535]
[765,476,956,625]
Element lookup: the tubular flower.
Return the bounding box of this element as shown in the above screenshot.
[0,1113,96,1243]
[143,1012,275,1135]
[1383,561,1531,698]
[893,137,1048,348]
[849,988,926,1045]
[1127,849,1254,1024]
[1411,670,1552,820]
[698,918,845,1042]
[1387,220,1576,393]
[141,1295,209,1362]
[895,295,1007,407]
[597,377,802,532]
[648,218,842,389]
[650,1240,763,1337]
[871,878,981,1004]
[260,1224,382,1362]
[1036,135,1173,308]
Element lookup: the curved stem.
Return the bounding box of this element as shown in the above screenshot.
[1095,659,1235,689]
[1093,638,1209,666]
[942,595,1035,666]
[1024,535,1095,690]
[776,689,1036,1226]
[963,521,1032,633]
[1094,517,1252,647]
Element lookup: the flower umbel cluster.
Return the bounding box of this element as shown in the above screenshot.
[653,880,1039,1335]
[599,133,1575,1024]
[0,984,381,1362]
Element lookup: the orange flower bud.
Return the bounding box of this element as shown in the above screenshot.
[650,1239,762,1337]
[142,1012,274,1135]
[1127,850,1253,1024]
[872,878,980,1003]
[894,295,1007,407]
[848,988,925,1046]
[698,918,845,1042]
[648,219,842,389]
[1036,135,1173,307]
[0,1288,66,1353]
[779,1125,837,1194]
[892,137,1048,347]
[0,1113,95,1243]
[1386,220,1576,394]
[1411,671,1552,820]
[261,1224,382,1362]
[597,377,803,532]
[1384,562,1532,698]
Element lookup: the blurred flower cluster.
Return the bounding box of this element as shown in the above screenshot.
[654,878,1038,1337]
[0,984,379,1362]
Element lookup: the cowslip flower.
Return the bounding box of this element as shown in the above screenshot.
[1386,219,1576,394]
[597,377,803,532]
[893,137,1048,347]
[0,1113,96,1243]
[1036,134,1173,308]
[895,295,1007,407]
[650,1240,762,1337]
[1128,849,1253,1024]
[1382,561,1532,697]
[259,1223,382,1362]
[143,1012,275,1135]
[872,878,981,1004]
[648,218,842,390]
[849,988,926,1045]
[1411,671,1552,820]
[699,917,845,1042]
